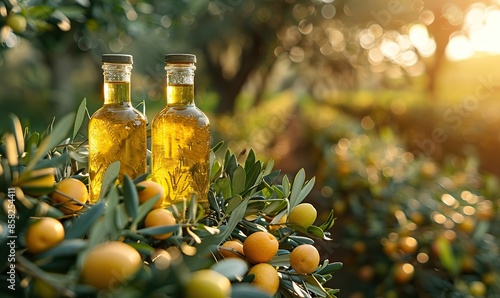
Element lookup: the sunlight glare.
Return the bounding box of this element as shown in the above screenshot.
[368,48,384,64]
[409,24,428,47]
[360,29,375,49]
[447,6,500,60]
[327,28,344,46]
[469,9,500,53]
[409,24,436,57]
[398,34,412,51]
[470,26,493,52]
[486,9,500,27]
[446,34,474,61]
[401,50,418,66]
[465,5,486,27]
[380,39,400,58]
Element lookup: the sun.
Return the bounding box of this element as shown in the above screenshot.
[446,3,500,61]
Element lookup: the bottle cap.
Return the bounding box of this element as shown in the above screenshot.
[102,54,133,64]
[165,54,196,64]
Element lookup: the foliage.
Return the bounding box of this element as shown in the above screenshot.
[303,100,500,297]
[3,0,486,122]
[0,102,342,297]
[211,91,296,156]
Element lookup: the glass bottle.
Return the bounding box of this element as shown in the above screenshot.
[151,54,210,208]
[88,54,147,203]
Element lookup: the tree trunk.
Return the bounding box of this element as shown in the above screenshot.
[203,31,266,114]
[44,52,75,118]
[426,14,456,99]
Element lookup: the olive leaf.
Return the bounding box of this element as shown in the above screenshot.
[8,113,24,156]
[211,141,224,153]
[230,284,271,298]
[244,161,262,190]
[231,165,246,195]
[24,132,40,163]
[72,98,86,141]
[244,148,256,171]
[137,223,182,237]
[25,113,74,172]
[319,210,336,232]
[98,161,120,201]
[65,200,106,239]
[289,169,315,209]
[122,175,139,220]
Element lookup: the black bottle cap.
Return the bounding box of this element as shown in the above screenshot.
[102,54,133,64]
[165,54,196,64]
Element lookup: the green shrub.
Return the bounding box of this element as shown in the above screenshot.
[0,101,342,298]
[306,101,500,297]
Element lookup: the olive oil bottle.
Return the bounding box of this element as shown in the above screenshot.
[88,54,147,203]
[151,54,210,208]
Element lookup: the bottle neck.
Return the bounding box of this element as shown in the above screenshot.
[103,63,132,105]
[165,63,195,106]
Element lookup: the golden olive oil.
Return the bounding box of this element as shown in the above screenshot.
[151,56,210,208]
[88,56,147,203]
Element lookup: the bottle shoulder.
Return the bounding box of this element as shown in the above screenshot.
[90,104,147,123]
[152,105,209,124]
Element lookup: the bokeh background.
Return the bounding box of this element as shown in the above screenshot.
[2,0,500,297]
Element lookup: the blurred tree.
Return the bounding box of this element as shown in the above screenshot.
[1,1,72,118]
[1,0,495,121]
[281,0,493,97]
[0,0,157,118]
[186,1,300,113]
[1,0,335,115]
[175,0,494,109]
[150,0,328,114]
